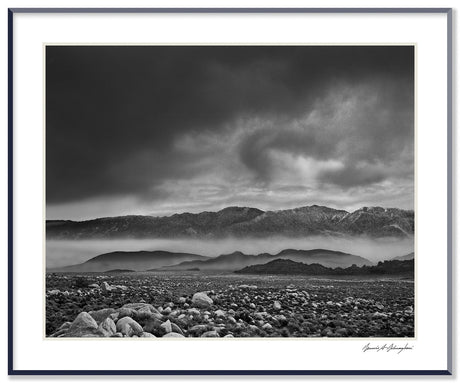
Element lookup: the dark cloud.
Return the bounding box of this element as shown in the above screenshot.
[318,163,387,187]
[46,45,414,213]
[237,77,413,186]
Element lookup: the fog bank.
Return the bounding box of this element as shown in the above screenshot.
[46,236,414,269]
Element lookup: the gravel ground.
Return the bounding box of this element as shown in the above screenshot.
[46,272,414,338]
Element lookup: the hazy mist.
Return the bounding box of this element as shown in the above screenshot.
[46,236,414,269]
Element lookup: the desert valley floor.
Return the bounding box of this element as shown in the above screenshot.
[46,271,414,338]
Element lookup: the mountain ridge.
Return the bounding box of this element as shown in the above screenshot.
[50,250,209,272]
[235,258,414,276]
[46,204,414,239]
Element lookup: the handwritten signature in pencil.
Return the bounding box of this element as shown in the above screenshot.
[362,343,414,354]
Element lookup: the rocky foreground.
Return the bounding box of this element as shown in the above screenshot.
[47,272,414,338]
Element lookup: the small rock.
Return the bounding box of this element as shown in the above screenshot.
[238,285,258,290]
[273,301,282,310]
[214,309,225,318]
[162,307,172,315]
[50,328,68,337]
[189,324,208,335]
[122,303,159,313]
[57,322,72,331]
[101,282,112,292]
[187,308,201,316]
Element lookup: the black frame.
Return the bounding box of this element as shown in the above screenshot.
[7,7,453,376]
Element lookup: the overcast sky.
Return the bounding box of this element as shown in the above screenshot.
[46,46,414,220]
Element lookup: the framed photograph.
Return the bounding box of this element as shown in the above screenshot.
[8,7,453,375]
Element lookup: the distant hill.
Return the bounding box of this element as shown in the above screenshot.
[46,205,414,239]
[236,258,414,276]
[391,252,415,261]
[50,250,208,272]
[159,248,373,272]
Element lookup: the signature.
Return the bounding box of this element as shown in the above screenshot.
[362,343,414,354]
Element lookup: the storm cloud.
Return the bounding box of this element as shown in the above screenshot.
[46,46,414,219]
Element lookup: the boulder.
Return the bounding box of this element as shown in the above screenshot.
[163,332,185,338]
[171,322,184,335]
[160,319,172,334]
[117,307,137,319]
[192,292,213,308]
[143,318,167,337]
[122,303,158,312]
[201,330,219,338]
[65,312,98,337]
[116,317,143,336]
[97,317,116,337]
[140,332,156,338]
[89,308,117,323]
[110,333,123,338]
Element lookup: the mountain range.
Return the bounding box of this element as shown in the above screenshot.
[46,205,414,239]
[49,248,374,273]
[159,249,373,272]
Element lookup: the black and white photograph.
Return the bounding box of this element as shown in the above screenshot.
[45,45,415,339]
